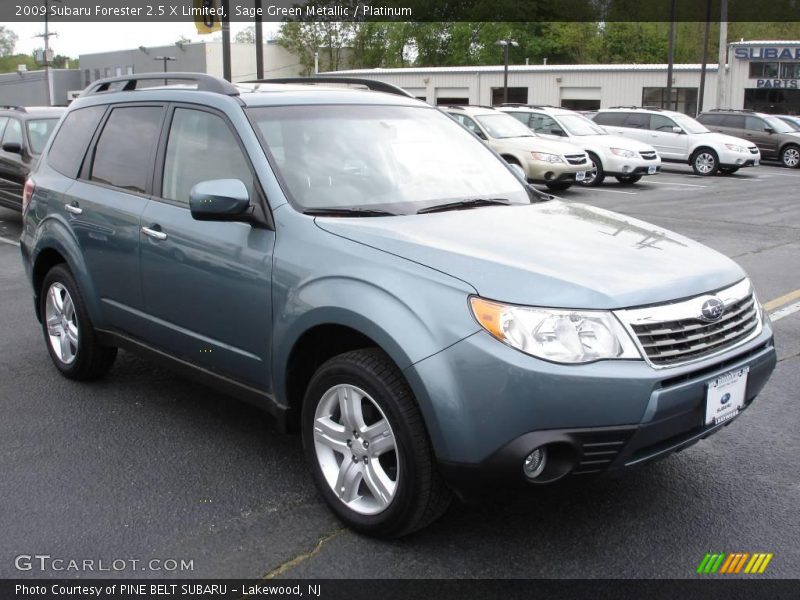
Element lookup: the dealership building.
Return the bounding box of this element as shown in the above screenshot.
[328,40,800,115]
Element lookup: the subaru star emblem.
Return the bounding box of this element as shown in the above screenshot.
[721,393,731,405]
[701,297,725,321]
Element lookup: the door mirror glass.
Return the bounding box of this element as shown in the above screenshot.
[189,179,252,222]
[2,142,22,154]
[672,126,683,134]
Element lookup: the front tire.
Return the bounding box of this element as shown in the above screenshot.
[579,153,605,186]
[615,174,642,184]
[691,148,719,176]
[781,144,800,168]
[40,264,117,380]
[302,349,451,537]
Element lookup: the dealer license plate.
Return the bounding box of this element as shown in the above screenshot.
[648,165,657,175]
[575,171,586,181]
[705,367,748,426]
[754,159,760,166]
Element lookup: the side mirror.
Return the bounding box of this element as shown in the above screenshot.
[672,126,683,134]
[189,179,252,223]
[2,142,22,154]
[764,127,775,134]
[551,129,566,136]
[476,130,488,141]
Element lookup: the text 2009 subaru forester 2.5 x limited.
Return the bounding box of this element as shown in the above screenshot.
[20,74,776,537]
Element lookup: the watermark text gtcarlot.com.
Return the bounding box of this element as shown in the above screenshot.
[14,555,194,573]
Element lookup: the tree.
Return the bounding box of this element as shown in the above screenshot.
[0,26,18,57]
[235,26,255,44]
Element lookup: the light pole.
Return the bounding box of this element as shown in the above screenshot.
[35,0,61,105]
[495,39,519,105]
[154,56,176,85]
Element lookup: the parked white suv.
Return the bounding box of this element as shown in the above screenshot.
[499,105,661,186]
[593,107,760,176]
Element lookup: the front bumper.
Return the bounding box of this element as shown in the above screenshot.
[603,155,662,177]
[526,160,588,183]
[405,323,776,489]
[718,148,761,167]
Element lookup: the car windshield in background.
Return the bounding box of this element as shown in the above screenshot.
[780,116,800,131]
[764,116,796,134]
[475,113,536,139]
[558,114,607,136]
[247,105,530,214]
[672,115,710,134]
[26,119,59,155]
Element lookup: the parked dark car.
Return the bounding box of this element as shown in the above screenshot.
[0,106,64,211]
[697,109,800,168]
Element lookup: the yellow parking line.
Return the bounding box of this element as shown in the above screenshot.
[763,289,800,311]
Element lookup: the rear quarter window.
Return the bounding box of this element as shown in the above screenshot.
[48,106,106,178]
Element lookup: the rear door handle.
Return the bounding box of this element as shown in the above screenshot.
[64,202,82,215]
[141,225,167,241]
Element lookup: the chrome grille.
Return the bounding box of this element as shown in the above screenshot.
[616,280,761,368]
[564,154,588,165]
[639,150,658,160]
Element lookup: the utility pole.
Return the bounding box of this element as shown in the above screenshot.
[495,39,519,105]
[154,56,176,85]
[697,0,713,116]
[254,0,263,80]
[666,0,677,110]
[716,0,729,109]
[35,0,60,106]
[221,0,232,81]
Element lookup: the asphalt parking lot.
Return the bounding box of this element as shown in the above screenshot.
[0,162,798,580]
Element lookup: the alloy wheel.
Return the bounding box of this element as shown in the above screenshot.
[695,152,716,174]
[313,384,399,515]
[783,147,800,168]
[44,282,79,365]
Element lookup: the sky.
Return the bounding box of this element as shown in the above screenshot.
[10,21,281,58]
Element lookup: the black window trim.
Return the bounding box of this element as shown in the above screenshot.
[47,104,108,179]
[80,101,167,199]
[151,102,274,230]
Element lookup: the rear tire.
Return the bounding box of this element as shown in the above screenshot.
[302,348,451,537]
[691,148,719,176]
[40,264,117,380]
[615,174,642,184]
[579,152,605,186]
[781,144,800,168]
[545,181,572,191]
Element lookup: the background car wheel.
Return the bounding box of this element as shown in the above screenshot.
[579,153,605,186]
[545,181,572,191]
[691,148,719,176]
[302,348,451,537]
[782,145,800,168]
[40,264,117,380]
[719,166,740,175]
[615,174,642,184]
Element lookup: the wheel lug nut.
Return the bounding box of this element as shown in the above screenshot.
[353,431,359,438]
[346,439,352,447]
[363,441,369,448]
[352,455,359,462]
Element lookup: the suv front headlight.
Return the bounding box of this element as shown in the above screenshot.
[724,143,746,153]
[531,152,563,164]
[610,147,637,158]
[470,297,641,364]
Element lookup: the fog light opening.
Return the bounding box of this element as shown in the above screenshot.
[523,447,548,480]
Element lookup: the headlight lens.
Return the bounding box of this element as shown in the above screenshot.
[610,147,637,158]
[724,143,746,153]
[531,152,563,163]
[470,297,641,364]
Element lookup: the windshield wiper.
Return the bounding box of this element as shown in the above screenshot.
[303,207,397,217]
[417,198,512,214]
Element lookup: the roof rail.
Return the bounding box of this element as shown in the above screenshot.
[609,105,664,111]
[79,73,240,97]
[497,103,557,109]
[708,108,756,113]
[247,77,415,99]
[0,105,26,112]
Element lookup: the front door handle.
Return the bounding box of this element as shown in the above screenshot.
[64,202,83,215]
[141,225,167,241]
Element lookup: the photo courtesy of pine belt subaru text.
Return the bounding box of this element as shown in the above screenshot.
[19,73,777,538]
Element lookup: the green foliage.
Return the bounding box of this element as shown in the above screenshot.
[0,26,17,57]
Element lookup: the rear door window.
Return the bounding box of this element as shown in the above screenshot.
[593,112,628,126]
[48,106,106,178]
[623,113,650,129]
[90,106,164,194]
[721,115,746,129]
[698,113,724,126]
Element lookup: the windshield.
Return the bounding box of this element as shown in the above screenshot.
[247,105,530,214]
[764,116,796,133]
[26,118,59,154]
[557,114,607,136]
[671,114,710,134]
[780,116,800,131]
[474,113,535,139]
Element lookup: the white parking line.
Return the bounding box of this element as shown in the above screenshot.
[770,301,800,323]
[769,173,800,178]
[0,236,20,247]
[588,188,638,195]
[643,180,707,188]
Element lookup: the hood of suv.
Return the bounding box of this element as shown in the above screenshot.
[702,131,760,149]
[580,134,656,153]
[315,201,745,309]
[497,136,586,157]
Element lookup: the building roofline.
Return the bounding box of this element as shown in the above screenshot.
[728,40,800,46]
[328,64,719,76]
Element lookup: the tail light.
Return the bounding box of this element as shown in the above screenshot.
[22,178,35,213]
